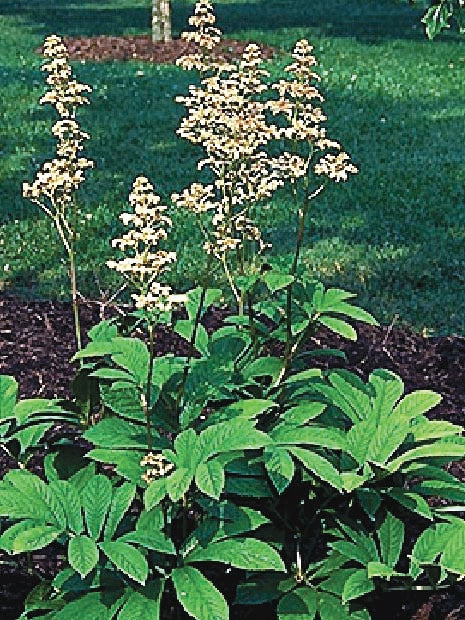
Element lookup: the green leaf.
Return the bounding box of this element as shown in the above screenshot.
[325,302,378,326]
[104,483,137,539]
[13,399,66,425]
[195,460,225,499]
[356,489,381,521]
[282,402,327,425]
[367,562,397,579]
[378,512,404,568]
[118,530,176,555]
[68,535,99,578]
[175,320,209,356]
[389,441,465,472]
[289,447,342,490]
[90,368,136,382]
[243,357,283,382]
[84,418,149,450]
[166,468,193,502]
[88,449,146,483]
[49,480,84,535]
[118,582,164,620]
[172,566,228,620]
[317,593,352,620]
[144,479,167,510]
[263,272,294,293]
[278,587,317,619]
[271,425,347,450]
[82,475,112,540]
[393,390,442,420]
[265,447,295,493]
[88,319,118,342]
[111,337,150,384]
[100,383,145,422]
[386,489,433,520]
[11,525,62,553]
[72,340,120,361]
[342,569,374,604]
[199,419,270,460]
[186,537,285,571]
[100,541,149,584]
[2,470,66,527]
[225,476,272,498]
[54,591,121,620]
[219,399,276,421]
[318,316,357,341]
[0,520,42,553]
[174,428,203,470]
[0,376,18,419]
[13,423,53,453]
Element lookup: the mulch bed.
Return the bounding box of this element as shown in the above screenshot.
[1,295,465,619]
[38,35,277,65]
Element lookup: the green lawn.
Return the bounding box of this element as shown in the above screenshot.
[1,0,464,335]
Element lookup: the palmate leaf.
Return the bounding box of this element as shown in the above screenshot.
[172,566,228,620]
[166,468,193,502]
[288,447,342,490]
[389,440,465,473]
[118,529,176,555]
[87,449,146,484]
[271,425,347,451]
[0,521,48,554]
[186,537,285,572]
[278,586,317,619]
[53,591,123,620]
[84,418,150,450]
[265,447,295,493]
[49,480,84,535]
[144,479,167,510]
[2,470,66,527]
[385,489,433,520]
[195,459,225,499]
[393,390,442,420]
[412,517,465,576]
[10,525,62,554]
[378,512,404,568]
[341,569,374,604]
[369,370,404,421]
[104,482,137,540]
[68,535,99,578]
[100,382,145,422]
[111,337,150,385]
[118,581,164,620]
[199,418,271,460]
[318,316,357,341]
[236,575,294,606]
[0,375,18,419]
[99,541,148,584]
[82,475,112,540]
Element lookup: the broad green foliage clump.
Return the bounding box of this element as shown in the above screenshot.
[2,3,465,619]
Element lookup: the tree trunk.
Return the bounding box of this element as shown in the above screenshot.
[152,0,172,42]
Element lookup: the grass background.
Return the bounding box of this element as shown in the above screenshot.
[0,0,464,335]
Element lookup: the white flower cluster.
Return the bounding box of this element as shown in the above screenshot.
[174,27,307,260]
[140,452,175,484]
[22,35,93,248]
[270,39,358,182]
[176,0,225,73]
[107,177,184,313]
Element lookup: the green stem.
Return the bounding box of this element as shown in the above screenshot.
[145,323,156,451]
[175,286,208,418]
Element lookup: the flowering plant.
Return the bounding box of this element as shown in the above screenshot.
[22,34,93,352]
[3,4,465,620]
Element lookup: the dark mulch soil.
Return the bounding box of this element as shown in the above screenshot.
[1,295,465,619]
[38,35,277,65]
